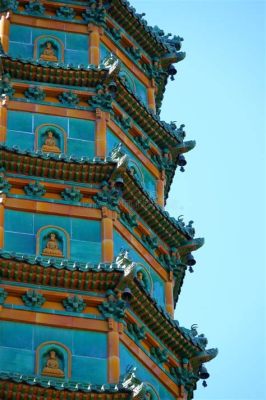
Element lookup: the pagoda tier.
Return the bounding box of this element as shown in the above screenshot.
[0,0,186,112]
[0,53,195,202]
[0,1,217,399]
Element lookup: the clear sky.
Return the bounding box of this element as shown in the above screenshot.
[130,1,265,399]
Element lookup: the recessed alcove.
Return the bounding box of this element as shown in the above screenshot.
[36,225,70,259]
[35,341,71,378]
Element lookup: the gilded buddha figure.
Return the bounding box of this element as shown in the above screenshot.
[41,130,61,153]
[42,350,64,377]
[136,270,146,288]
[40,41,58,62]
[42,233,63,257]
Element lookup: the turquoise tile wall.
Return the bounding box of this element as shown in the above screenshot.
[114,230,165,308]
[9,24,88,66]
[0,347,35,375]
[4,210,102,263]
[6,111,95,157]
[100,43,148,106]
[120,64,148,106]
[0,321,107,383]
[120,344,175,400]
[107,129,157,199]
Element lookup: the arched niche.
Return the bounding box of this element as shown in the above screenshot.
[128,160,145,187]
[119,69,136,94]
[35,123,67,154]
[144,383,160,400]
[134,264,153,295]
[36,341,71,379]
[36,225,70,259]
[34,35,64,62]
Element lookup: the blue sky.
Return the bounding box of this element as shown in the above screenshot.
[130,1,265,399]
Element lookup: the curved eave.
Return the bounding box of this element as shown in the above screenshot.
[178,238,205,256]
[0,250,124,291]
[0,372,132,398]
[1,54,110,86]
[118,276,203,359]
[120,171,197,248]
[116,76,184,149]
[110,0,179,60]
[172,263,187,306]
[165,140,197,202]
[0,144,117,182]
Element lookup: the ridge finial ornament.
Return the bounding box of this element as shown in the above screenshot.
[110,143,128,168]
[102,53,121,76]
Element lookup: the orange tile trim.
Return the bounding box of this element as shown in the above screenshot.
[0,102,7,143]
[11,14,88,34]
[157,177,165,208]
[4,197,102,220]
[88,23,102,65]
[3,284,102,304]
[102,207,114,263]
[7,177,98,196]
[0,195,5,248]
[108,320,120,383]
[165,280,174,317]
[0,12,10,53]
[95,109,109,157]
[0,307,108,332]
[8,101,96,120]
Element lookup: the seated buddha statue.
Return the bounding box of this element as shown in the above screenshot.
[42,233,63,257]
[42,350,64,378]
[136,270,145,288]
[40,41,58,62]
[41,131,61,153]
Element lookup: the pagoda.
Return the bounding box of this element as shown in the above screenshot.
[0,0,217,399]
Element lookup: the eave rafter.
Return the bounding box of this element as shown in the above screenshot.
[0,251,123,291]
[0,373,132,399]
